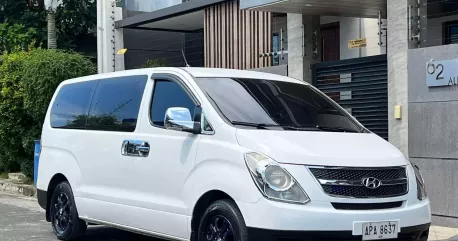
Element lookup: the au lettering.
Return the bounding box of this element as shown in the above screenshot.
[448,76,458,86]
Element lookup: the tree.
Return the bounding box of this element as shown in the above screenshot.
[141,59,167,68]
[47,12,56,49]
[0,23,37,54]
[55,0,96,50]
[0,0,96,51]
[45,0,58,49]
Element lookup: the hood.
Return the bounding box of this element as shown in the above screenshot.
[235,130,409,167]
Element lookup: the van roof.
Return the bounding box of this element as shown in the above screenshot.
[61,67,305,85]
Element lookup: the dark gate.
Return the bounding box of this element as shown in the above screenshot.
[312,55,388,140]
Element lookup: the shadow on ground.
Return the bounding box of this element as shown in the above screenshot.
[80,226,164,241]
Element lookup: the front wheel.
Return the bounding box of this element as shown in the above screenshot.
[197,200,249,241]
[49,181,87,240]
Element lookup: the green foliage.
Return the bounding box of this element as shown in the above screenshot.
[0,49,95,176]
[0,0,31,24]
[20,159,34,181]
[0,172,8,179]
[0,51,33,173]
[0,0,95,51]
[0,23,37,53]
[55,0,96,50]
[141,59,167,68]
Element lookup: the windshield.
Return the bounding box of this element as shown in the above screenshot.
[196,77,365,133]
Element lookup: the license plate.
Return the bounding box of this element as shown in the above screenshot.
[362,221,398,240]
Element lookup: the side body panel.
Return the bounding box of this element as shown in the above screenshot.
[37,70,152,220]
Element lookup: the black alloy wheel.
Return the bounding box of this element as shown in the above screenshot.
[49,181,87,240]
[198,200,249,241]
[53,192,71,234]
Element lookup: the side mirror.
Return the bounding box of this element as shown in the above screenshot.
[164,107,201,134]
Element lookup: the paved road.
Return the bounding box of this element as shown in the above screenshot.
[0,193,163,241]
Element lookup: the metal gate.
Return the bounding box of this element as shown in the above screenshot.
[312,55,388,140]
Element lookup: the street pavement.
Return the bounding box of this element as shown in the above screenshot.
[0,193,161,241]
[1,193,457,241]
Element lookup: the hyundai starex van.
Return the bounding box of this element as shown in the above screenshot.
[37,68,431,241]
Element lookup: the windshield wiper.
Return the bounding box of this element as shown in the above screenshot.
[315,125,359,133]
[231,122,358,132]
[231,121,316,131]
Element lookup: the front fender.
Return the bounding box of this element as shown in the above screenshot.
[188,138,262,216]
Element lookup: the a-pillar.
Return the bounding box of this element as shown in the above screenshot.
[97,0,124,73]
[287,14,321,84]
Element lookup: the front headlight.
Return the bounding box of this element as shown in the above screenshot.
[245,152,310,204]
[412,164,427,201]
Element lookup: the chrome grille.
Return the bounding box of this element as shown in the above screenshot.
[310,168,406,180]
[309,167,408,198]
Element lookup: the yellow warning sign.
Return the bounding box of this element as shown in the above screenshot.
[117,48,127,55]
[348,38,367,49]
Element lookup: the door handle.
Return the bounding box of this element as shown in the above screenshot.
[122,140,150,157]
[136,143,150,156]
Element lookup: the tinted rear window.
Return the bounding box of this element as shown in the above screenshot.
[50,81,97,129]
[86,75,147,132]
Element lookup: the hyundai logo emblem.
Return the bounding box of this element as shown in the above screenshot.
[361,177,382,189]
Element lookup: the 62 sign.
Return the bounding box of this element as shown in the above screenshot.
[427,62,444,80]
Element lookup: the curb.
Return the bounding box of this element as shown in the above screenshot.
[0,179,36,197]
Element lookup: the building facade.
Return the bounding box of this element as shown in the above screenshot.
[98,0,458,227]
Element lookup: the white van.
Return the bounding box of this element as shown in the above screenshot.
[37,68,431,241]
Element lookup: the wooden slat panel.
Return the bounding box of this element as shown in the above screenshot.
[233,1,238,69]
[204,9,207,67]
[216,4,220,68]
[204,0,272,70]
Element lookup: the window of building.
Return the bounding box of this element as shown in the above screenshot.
[150,80,195,127]
[444,21,458,45]
[86,75,147,132]
[50,81,97,129]
[272,33,280,66]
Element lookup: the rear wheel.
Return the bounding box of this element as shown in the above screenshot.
[49,181,87,240]
[197,200,249,241]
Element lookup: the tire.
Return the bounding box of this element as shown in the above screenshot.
[197,200,249,241]
[49,181,87,240]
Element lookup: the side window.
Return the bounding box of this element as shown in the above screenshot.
[86,75,147,132]
[51,81,97,129]
[201,114,213,132]
[151,79,195,127]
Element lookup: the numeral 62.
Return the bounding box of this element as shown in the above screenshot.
[427,63,444,80]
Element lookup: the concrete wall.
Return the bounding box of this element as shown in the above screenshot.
[253,64,288,76]
[98,1,124,73]
[408,44,458,227]
[320,16,387,60]
[287,14,321,83]
[427,15,458,47]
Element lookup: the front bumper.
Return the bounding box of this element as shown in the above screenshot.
[237,195,431,232]
[248,223,430,241]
